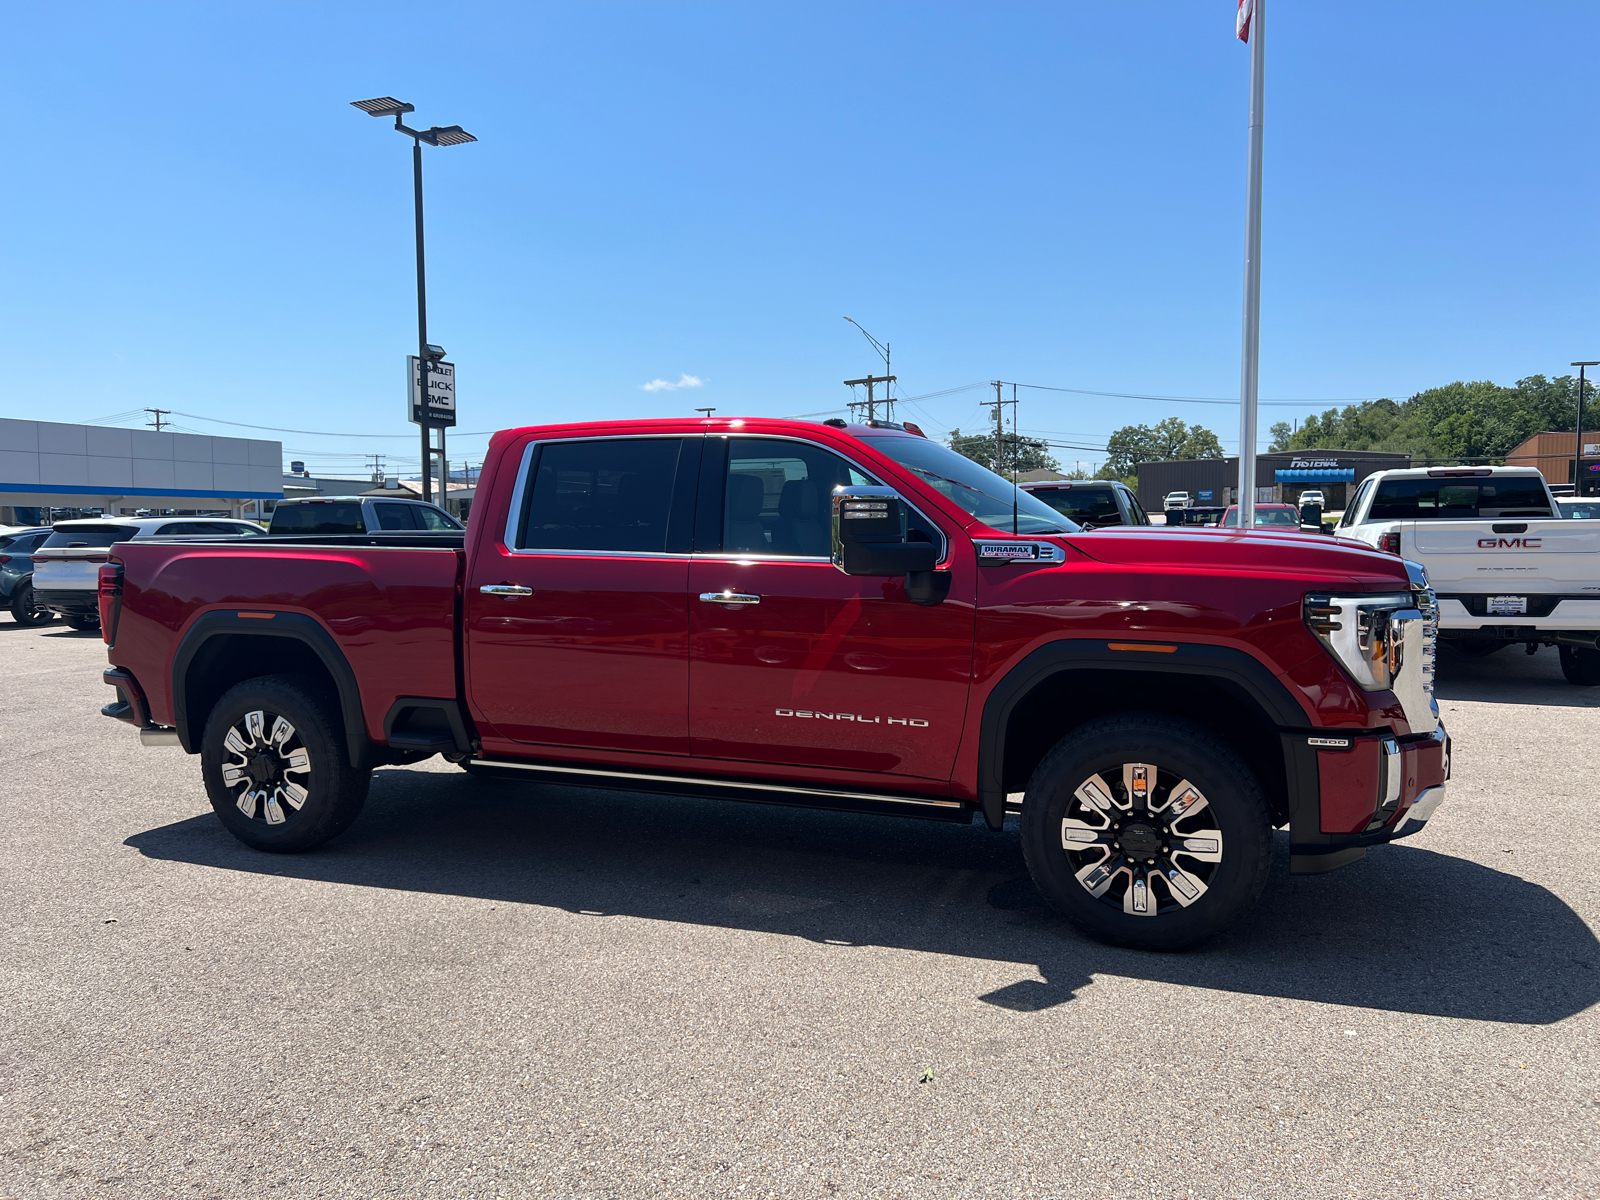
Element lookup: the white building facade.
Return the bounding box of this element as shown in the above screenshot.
[0,419,282,523]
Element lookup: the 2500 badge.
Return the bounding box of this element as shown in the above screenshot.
[775,709,930,727]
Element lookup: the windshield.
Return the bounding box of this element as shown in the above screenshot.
[1561,500,1600,519]
[857,436,1080,534]
[1369,477,1552,519]
[42,525,140,549]
[1222,507,1298,528]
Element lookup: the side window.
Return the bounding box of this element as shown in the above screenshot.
[519,438,683,553]
[156,522,197,535]
[1119,487,1150,525]
[415,506,459,531]
[1340,480,1373,527]
[723,439,874,556]
[374,502,420,530]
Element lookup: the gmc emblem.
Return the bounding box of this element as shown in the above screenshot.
[1478,537,1541,549]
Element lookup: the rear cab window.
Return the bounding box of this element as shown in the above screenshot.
[269,502,367,534]
[1030,486,1122,525]
[1369,477,1553,520]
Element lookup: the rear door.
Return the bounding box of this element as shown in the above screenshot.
[687,435,974,781]
[465,435,700,755]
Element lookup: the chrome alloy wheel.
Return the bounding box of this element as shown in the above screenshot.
[1060,762,1225,918]
[221,710,311,826]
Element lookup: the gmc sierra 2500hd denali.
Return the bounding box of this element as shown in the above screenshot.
[97,417,1449,950]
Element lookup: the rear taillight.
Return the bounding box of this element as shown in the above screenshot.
[1377,532,1401,555]
[0,554,9,565]
[98,563,124,645]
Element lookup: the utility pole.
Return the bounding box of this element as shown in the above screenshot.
[844,374,895,423]
[366,454,386,484]
[145,408,170,432]
[985,381,1018,475]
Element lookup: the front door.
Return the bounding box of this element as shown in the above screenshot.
[688,436,974,781]
[466,435,699,755]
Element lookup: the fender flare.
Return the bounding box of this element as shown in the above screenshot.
[171,610,371,766]
[976,639,1308,830]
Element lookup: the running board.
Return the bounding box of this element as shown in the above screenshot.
[469,758,973,823]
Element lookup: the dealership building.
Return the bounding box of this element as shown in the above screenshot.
[1137,449,1411,513]
[0,419,282,526]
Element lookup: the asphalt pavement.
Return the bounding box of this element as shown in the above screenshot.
[2,624,1597,1199]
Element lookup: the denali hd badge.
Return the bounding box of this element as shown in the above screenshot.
[975,541,1066,563]
[775,709,929,727]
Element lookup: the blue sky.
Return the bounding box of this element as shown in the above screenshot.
[6,2,1597,476]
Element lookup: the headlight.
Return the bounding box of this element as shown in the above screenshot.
[1304,590,1436,696]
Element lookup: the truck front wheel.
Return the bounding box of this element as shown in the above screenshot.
[200,674,371,852]
[1560,645,1600,686]
[1020,715,1273,952]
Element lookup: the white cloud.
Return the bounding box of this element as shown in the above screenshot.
[641,373,705,392]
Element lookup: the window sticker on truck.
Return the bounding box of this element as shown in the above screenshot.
[774,709,930,726]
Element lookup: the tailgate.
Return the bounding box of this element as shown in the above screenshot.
[1407,520,1600,592]
[31,549,107,590]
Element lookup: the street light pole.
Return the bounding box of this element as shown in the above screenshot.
[413,139,432,503]
[1573,361,1597,496]
[351,97,476,506]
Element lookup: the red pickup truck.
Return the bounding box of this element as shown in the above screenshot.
[97,417,1449,950]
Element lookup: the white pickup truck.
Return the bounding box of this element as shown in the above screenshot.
[1336,466,1600,685]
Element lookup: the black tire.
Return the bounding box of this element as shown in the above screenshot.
[1020,714,1273,952]
[1560,645,1600,686]
[1447,640,1504,658]
[200,673,371,852]
[9,584,54,626]
[62,612,100,632]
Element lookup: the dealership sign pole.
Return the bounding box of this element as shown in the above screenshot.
[1235,0,1264,527]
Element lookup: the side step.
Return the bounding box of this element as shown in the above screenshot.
[468,758,974,824]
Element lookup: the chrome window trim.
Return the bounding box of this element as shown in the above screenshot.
[501,433,690,556]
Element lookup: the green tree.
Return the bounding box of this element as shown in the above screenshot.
[1277,376,1580,463]
[1100,417,1225,478]
[948,428,1059,474]
[1268,421,1294,453]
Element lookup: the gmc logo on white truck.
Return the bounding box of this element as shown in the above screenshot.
[1478,537,1542,549]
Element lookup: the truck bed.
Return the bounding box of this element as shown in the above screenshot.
[112,537,464,742]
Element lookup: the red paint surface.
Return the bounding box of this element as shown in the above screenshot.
[1318,740,1381,834]
[110,417,1426,832]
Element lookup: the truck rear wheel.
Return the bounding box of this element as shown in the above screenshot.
[1560,645,1600,686]
[200,674,371,853]
[1020,714,1273,952]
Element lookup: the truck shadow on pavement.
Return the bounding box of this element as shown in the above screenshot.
[127,768,1599,1025]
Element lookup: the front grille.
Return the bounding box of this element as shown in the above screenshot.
[1415,588,1438,695]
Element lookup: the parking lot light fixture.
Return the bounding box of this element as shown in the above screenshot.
[351,97,477,503]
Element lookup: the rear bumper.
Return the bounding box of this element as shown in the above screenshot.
[1437,595,1600,632]
[1285,723,1451,873]
[36,587,99,615]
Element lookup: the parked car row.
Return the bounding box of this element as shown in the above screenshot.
[5,497,464,628]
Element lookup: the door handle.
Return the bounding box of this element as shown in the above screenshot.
[480,584,534,597]
[699,591,760,606]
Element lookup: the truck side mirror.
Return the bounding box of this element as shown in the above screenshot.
[831,486,946,604]
[1299,501,1323,532]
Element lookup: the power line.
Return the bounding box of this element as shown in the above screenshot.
[1012,383,1385,407]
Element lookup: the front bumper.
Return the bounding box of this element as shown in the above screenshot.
[1285,723,1451,873]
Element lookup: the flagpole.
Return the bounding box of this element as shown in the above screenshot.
[1237,0,1265,528]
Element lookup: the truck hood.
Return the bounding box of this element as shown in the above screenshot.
[1060,526,1414,590]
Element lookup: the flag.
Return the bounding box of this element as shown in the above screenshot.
[1237,0,1254,42]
